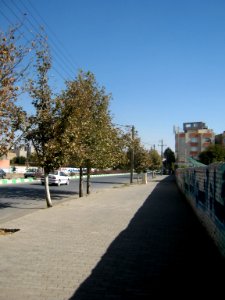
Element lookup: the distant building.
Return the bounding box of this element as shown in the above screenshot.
[10,143,35,158]
[215,131,225,147]
[174,122,215,165]
[0,143,35,165]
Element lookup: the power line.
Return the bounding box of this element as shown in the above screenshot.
[16,0,78,76]
[21,0,80,71]
[158,139,166,158]
[10,0,74,80]
[1,0,75,82]
[158,139,166,174]
[1,0,28,29]
[23,1,79,68]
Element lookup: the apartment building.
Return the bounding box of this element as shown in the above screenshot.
[215,131,225,147]
[175,122,215,164]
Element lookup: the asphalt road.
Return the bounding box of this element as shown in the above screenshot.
[0,174,146,224]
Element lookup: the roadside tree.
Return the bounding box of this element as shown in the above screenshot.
[25,35,69,207]
[149,149,162,171]
[199,144,225,165]
[58,71,125,196]
[0,26,33,157]
[163,147,175,173]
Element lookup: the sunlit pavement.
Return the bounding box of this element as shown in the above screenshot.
[0,175,224,300]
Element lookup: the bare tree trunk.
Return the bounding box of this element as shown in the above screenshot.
[79,166,83,197]
[44,172,53,207]
[86,166,91,195]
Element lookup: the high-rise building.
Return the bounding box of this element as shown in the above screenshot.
[174,122,215,164]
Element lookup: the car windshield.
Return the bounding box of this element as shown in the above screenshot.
[50,171,59,175]
[49,171,67,176]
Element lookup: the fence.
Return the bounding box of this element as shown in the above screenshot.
[176,162,225,257]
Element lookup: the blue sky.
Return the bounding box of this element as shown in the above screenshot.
[1,0,225,152]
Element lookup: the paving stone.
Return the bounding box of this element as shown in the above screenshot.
[0,176,224,300]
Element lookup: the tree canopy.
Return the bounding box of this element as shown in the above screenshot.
[1,23,170,206]
[149,149,162,171]
[0,26,32,157]
[198,144,225,165]
[163,147,175,172]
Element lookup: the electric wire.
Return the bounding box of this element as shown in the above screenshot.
[12,0,77,77]
[9,0,73,80]
[23,0,80,70]
[1,0,76,82]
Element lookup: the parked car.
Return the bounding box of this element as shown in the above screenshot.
[41,170,70,186]
[24,168,42,178]
[0,169,6,179]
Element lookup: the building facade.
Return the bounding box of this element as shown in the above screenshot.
[215,131,225,147]
[175,122,215,165]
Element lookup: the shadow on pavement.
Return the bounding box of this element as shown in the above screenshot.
[0,186,78,211]
[69,176,225,299]
[0,186,78,201]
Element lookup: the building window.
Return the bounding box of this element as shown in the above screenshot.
[190,146,198,152]
[204,138,211,143]
[190,137,198,142]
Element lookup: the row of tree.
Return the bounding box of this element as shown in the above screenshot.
[1,25,166,207]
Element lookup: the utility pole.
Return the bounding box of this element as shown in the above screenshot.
[158,139,166,174]
[130,125,135,184]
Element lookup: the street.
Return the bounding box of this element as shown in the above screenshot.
[0,173,145,224]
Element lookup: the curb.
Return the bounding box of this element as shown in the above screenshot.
[0,177,34,185]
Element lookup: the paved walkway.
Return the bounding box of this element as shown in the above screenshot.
[0,176,224,300]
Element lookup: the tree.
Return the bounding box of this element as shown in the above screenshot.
[134,146,150,174]
[25,34,68,207]
[27,152,39,166]
[85,121,126,193]
[110,129,131,171]
[164,147,175,173]
[149,149,162,171]
[58,70,125,196]
[128,133,150,174]
[0,26,32,157]
[198,144,225,165]
[56,70,98,197]
[10,156,26,165]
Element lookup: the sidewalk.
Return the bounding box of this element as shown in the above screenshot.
[0,176,224,300]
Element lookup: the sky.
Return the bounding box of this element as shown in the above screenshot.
[1,0,225,153]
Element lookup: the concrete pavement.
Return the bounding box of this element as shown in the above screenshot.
[0,176,224,300]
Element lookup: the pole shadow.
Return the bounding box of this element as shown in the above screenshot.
[69,176,225,299]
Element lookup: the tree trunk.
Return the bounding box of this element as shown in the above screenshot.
[86,166,91,195]
[44,172,53,207]
[79,166,83,197]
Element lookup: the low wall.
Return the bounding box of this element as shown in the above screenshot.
[176,162,225,258]
[0,159,10,169]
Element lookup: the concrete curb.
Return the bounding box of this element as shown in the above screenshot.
[0,177,34,185]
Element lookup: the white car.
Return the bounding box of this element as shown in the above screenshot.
[41,170,70,186]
